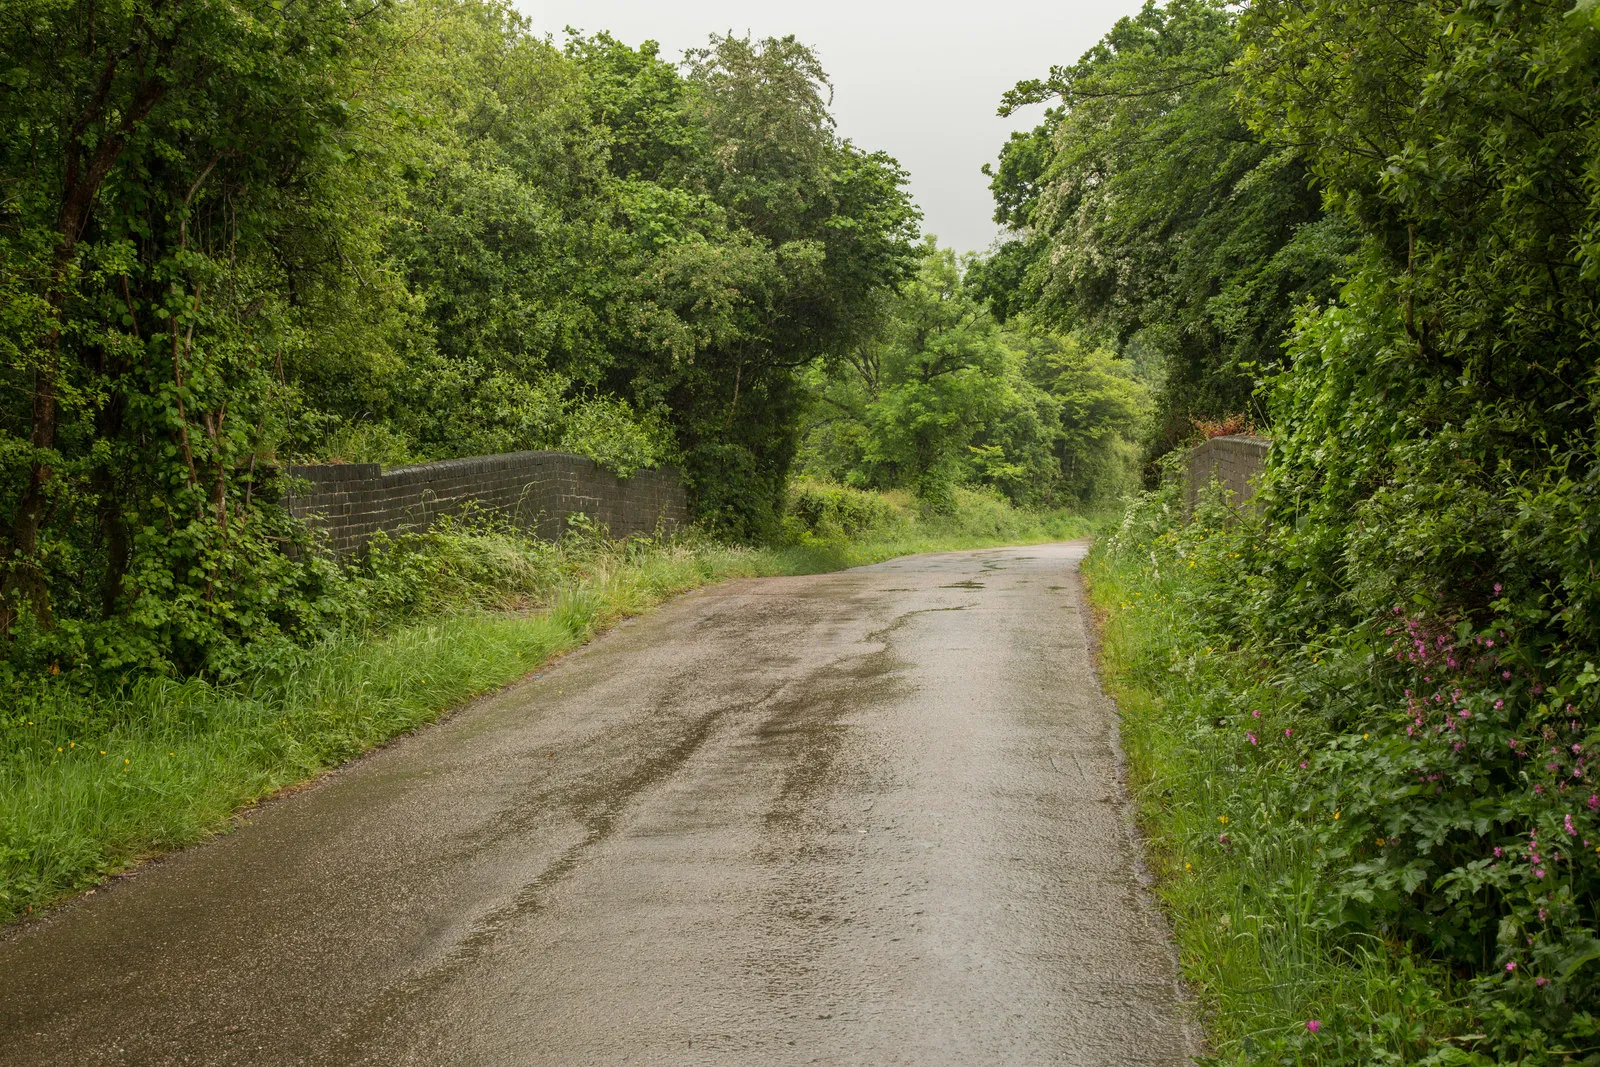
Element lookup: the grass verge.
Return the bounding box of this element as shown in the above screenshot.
[1,486,1089,928]
[1083,497,1482,1065]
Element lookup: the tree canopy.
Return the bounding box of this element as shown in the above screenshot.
[977,0,1354,462]
[798,240,1149,511]
[0,0,921,673]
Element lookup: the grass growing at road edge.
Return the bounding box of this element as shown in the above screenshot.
[1083,490,1485,1064]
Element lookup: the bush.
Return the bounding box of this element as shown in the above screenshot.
[1095,466,1600,1061]
[785,479,905,540]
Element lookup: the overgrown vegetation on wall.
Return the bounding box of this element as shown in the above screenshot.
[1044,0,1600,1057]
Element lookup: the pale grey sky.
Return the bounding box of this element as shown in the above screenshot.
[515,0,1145,253]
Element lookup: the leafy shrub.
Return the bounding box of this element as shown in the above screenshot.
[786,479,904,540]
[1093,485,1483,1062]
[1099,456,1600,1059]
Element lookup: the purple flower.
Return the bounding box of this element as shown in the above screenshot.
[1536,977,1548,987]
[1300,761,1308,769]
[1507,962,1517,972]
[1494,583,1503,595]
[1284,728,1293,738]
[1247,732,1258,746]
[1566,814,1577,837]
[1306,1020,1321,1033]
[1494,847,1503,858]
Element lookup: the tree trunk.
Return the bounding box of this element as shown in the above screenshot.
[0,52,166,635]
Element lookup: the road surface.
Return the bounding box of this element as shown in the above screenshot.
[0,543,1195,1065]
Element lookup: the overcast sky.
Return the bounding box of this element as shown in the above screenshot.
[514,0,1146,254]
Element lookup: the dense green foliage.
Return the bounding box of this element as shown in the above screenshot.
[1090,489,1476,1064]
[1068,0,1600,1057]
[0,0,919,677]
[1227,0,1600,1052]
[797,240,1150,510]
[977,0,1354,461]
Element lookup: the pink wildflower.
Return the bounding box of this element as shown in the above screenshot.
[1247,732,1258,746]
[1306,1020,1321,1033]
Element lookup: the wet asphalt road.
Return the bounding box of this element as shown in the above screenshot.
[0,543,1195,1066]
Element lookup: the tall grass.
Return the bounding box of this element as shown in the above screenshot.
[1,487,1086,927]
[1085,495,1482,1065]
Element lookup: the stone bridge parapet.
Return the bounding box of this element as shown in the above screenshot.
[1184,435,1270,516]
[283,451,686,556]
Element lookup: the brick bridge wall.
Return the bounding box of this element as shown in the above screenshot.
[1184,435,1270,515]
[283,451,688,557]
